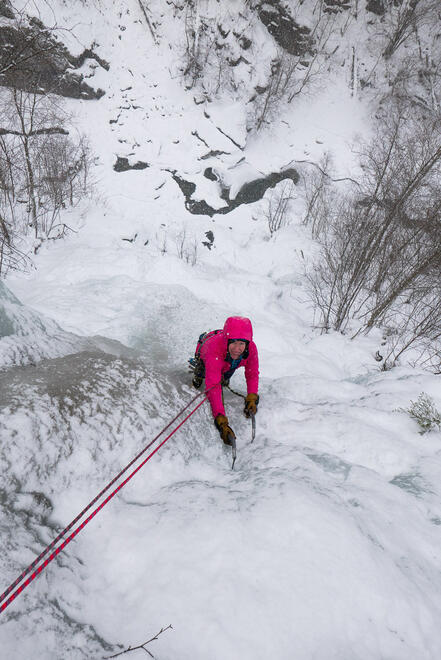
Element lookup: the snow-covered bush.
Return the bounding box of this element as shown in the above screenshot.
[398,393,441,434]
[175,226,198,265]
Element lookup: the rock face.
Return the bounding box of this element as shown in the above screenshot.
[0,0,14,19]
[366,0,386,15]
[255,1,313,57]
[0,11,108,99]
[172,167,299,217]
[233,168,299,205]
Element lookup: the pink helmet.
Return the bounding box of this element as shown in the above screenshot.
[223,316,253,342]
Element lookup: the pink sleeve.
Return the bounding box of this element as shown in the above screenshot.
[245,342,259,394]
[204,355,225,418]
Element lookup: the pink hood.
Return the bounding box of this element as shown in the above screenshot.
[222,316,253,342]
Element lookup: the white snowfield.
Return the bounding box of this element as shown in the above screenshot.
[1,1,441,659]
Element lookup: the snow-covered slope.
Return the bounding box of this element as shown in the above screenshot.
[1,1,441,659]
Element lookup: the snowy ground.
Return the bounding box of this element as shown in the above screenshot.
[1,1,441,659]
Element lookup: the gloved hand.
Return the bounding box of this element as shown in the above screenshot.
[244,393,259,418]
[214,414,235,446]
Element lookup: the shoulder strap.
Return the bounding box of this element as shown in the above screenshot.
[196,329,222,356]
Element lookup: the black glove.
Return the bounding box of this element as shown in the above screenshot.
[244,393,259,418]
[214,414,235,446]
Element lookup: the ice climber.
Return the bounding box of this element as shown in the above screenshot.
[190,316,259,445]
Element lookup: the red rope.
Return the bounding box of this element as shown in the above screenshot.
[0,388,206,606]
[1,389,212,613]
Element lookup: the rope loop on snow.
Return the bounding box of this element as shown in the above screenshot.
[0,383,218,614]
[225,383,246,399]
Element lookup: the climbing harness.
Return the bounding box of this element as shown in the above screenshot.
[0,386,217,614]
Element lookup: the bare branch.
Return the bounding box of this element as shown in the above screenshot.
[294,159,361,187]
[0,127,69,137]
[104,625,173,660]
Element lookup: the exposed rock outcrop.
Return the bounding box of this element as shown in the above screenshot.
[255,1,313,57]
[113,157,149,172]
[0,13,108,99]
[366,0,386,15]
[0,0,14,19]
[171,167,299,217]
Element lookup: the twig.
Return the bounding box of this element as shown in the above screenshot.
[290,159,361,187]
[137,0,158,45]
[104,625,173,659]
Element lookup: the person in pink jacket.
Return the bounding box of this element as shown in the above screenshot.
[190,316,259,445]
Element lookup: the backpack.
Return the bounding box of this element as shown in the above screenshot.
[195,329,222,358]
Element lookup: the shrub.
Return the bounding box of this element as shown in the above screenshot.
[398,392,441,434]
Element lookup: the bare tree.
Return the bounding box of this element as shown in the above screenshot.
[305,99,441,369]
[382,0,439,60]
[175,226,198,265]
[301,153,335,237]
[182,1,215,90]
[0,88,92,274]
[265,180,295,236]
[252,2,352,130]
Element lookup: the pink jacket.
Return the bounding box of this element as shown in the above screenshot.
[199,317,259,418]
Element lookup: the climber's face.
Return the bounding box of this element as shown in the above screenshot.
[228,340,246,360]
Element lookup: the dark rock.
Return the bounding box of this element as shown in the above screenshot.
[233,168,299,204]
[202,230,214,250]
[366,0,386,15]
[227,55,250,67]
[172,174,196,198]
[204,167,217,181]
[186,198,217,217]
[256,1,313,57]
[113,157,149,172]
[0,0,14,19]
[200,149,230,160]
[239,35,252,50]
[218,24,230,38]
[219,183,231,202]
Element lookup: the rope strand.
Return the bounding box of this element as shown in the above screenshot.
[1,386,214,613]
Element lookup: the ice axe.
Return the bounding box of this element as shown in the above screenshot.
[250,412,256,443]
[229,432,237,470]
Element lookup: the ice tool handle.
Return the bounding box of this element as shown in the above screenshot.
[250,413,256,443]
[229,432,237,470]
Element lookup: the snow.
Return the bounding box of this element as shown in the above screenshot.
[1,1,441,659]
